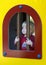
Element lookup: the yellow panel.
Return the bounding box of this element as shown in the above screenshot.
[0,0,46,65]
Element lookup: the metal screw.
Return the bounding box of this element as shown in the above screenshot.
[37,54,41,58]
[3,52,7,56]
[19,5,23,9]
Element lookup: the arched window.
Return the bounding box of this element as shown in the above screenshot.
[3,5,42,59]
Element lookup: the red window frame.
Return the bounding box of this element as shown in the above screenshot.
[3,5,42,59]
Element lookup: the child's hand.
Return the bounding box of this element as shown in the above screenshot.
[26,38,33,47]
[14,36,19,45]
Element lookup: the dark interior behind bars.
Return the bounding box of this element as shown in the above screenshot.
[9,12,26,50]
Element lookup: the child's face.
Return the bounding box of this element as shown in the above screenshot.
[22,22,35,35]
[22,22,27,35]
[22,27,26,35]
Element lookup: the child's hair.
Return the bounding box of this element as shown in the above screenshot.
[22,21,35,29]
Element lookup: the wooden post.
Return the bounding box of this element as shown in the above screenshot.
[17,13,20,50]
[26,14,30,50]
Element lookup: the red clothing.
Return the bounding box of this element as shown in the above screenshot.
[20,34,35,50]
